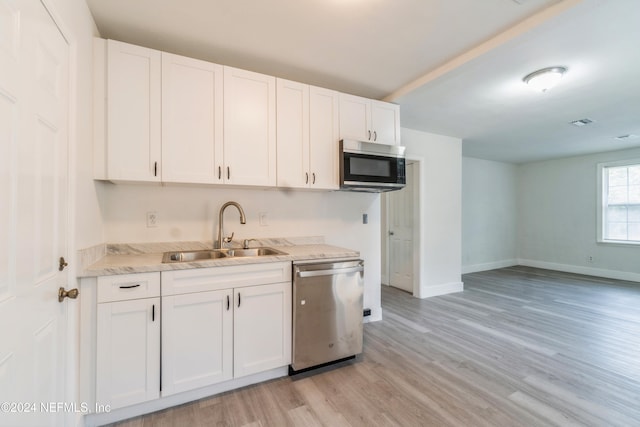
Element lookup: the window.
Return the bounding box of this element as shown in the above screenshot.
[598,160,640,243]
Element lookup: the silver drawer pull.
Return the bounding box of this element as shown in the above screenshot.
[119,284,141,289]
[297,266,363,278]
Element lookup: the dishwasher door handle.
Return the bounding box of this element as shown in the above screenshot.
[296,266,363,278]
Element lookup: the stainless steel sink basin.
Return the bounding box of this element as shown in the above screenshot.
[225,247,286,257]
[162,250,229,263]
[162,247,286,263]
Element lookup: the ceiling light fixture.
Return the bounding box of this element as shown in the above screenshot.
[523,66,567,92]
[570,118,594,127]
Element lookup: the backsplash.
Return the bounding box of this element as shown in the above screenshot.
[99,183,379,246]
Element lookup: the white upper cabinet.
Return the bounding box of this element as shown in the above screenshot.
[94,38,401,186]
[223,66,277,186]
[276,79,310,188]
[339,93,370,142]
[105,40,162,181]
[309,86,340,189]
[161,53,224,184]
[276,80,339,190]
[370,100,401,145]
[339,93,400,145]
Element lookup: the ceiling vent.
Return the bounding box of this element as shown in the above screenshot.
[615,134,639,141]
[570,118,594,127]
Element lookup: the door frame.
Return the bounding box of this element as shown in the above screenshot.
[382,156,422,297]
[38,0,78,425]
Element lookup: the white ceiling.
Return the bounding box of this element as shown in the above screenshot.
[85,0,640,164]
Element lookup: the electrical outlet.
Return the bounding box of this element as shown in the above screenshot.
[146,211,158,228]
[259,212,268,226]
[586,255,594,264]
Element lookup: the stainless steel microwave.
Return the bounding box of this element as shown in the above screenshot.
[340,139,406,192]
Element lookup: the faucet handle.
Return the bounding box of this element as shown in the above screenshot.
[223,232,235,244]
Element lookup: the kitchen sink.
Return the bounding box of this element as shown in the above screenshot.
[225,247,286,257]
[162,250,229,263]
[162,247,286,263]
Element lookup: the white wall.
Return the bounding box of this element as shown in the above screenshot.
[100,183,383,319]
[462,157,518,273]
[401,128,463,297]
[50,0,104,252]
[518,147,640,281]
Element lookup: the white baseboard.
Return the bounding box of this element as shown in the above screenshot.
[462,259,518,274]
[84,367,288,426]
[418,281,464,299]
[517,259,640,283]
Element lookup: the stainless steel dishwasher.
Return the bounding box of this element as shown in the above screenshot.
[291,259,364,373]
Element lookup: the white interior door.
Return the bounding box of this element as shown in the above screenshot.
[389,162,414,293]
[0,1,70,425]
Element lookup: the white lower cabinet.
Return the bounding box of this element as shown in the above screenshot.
[161,262,292,396]
[95,273,161,409]
[161,289,233,395]
[233,282,292,377]
[90,263,291,412]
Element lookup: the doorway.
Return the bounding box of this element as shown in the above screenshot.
[382,160,419,295]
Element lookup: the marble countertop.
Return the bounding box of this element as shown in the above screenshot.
[80,243,360,277]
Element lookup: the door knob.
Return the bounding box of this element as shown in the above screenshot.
[58,287,79,303]
[59,256,68,271]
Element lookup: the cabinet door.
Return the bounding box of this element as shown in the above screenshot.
[339,93,371,142]
[96,297,160,409]
[107,40,161,181]
[234,282,292,378]
[162,53,224,184]
[371,100,400,145]
[162,289,233,396]
[310,86,340,189]
[223,66,276,186]
[276,78,310,188]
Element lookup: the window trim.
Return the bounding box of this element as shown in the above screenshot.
[597,158,640,246]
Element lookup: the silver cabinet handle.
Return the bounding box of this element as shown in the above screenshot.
[119,284,141,289]
[368,130,371,140]
[305,172,309,184]
[297,266,363,278]
[227,167,230,180]
[218,166,221,179]
[373,131,377,141]
[312,173,316,184]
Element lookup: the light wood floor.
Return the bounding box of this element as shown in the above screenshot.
[108,266,640,426]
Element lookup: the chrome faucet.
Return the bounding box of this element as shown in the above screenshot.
[215,201,246,249]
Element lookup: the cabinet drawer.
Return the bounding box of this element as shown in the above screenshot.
[97,272,161,303]
[162,261,291,296]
